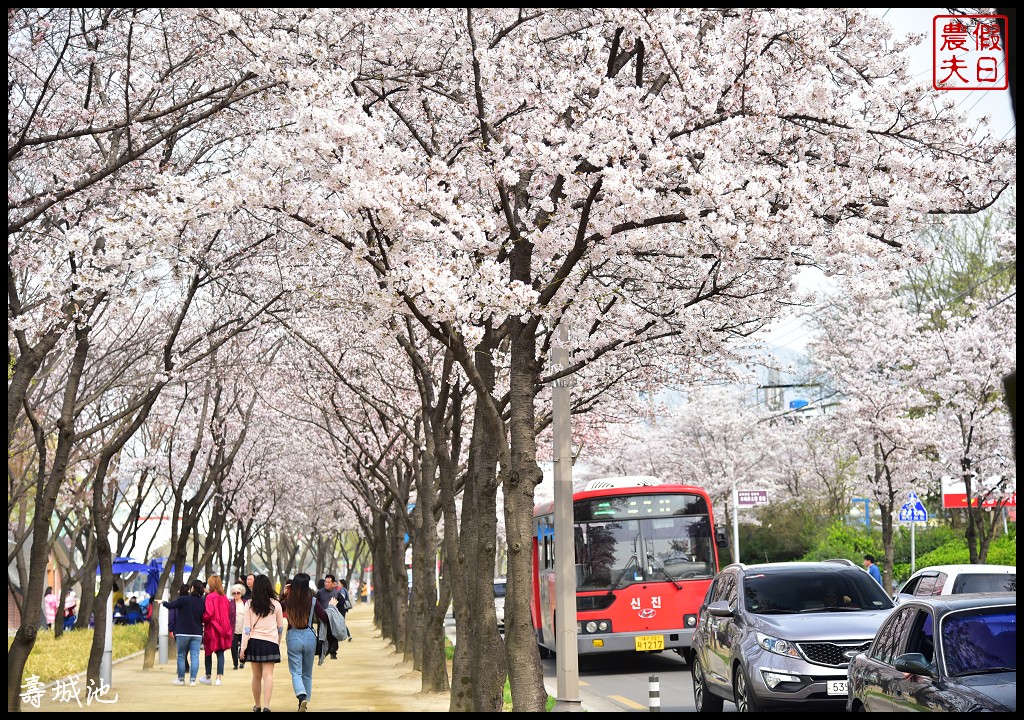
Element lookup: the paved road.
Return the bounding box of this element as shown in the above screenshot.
[443,612,735,712]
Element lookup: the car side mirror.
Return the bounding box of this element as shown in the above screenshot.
[893,653,936,678]
[715,527,729,549]
[706,600,733,618]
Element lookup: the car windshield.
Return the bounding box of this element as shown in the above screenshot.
[493,582,506,598]
[743,570,894,614]
[943,608,1016,676]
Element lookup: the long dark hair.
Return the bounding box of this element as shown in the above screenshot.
[189,579,205,596]
[250,574,277,618]
[282,573,314,628]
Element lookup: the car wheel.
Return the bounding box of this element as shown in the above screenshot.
[692,655,724,712]
[733,665,759,712]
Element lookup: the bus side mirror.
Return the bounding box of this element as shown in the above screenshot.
[715,527,729,549]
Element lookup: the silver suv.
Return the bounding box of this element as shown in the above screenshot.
[493,578,506,630]
[691,562,895,711]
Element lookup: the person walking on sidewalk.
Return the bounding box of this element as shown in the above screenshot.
[240,574,283,712]
[315,574,340,659]
[199,575,234,686]
[164,579,206,686]
[863,554,883,586]
[283,573,330,712]
[167,583,191,677]
[43,586,59,631]
[337,578,354,642]
[230,583,247,670]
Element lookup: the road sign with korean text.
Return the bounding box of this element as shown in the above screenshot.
[736,489,768,507]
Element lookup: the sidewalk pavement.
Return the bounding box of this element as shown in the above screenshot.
[23,604,451,713]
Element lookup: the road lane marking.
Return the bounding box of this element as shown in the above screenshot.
[609,694,647,710]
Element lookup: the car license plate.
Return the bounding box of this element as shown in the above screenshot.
[634,635,664,651]
[826,680,848,696]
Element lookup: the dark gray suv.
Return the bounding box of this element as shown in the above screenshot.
[691,561,895,711]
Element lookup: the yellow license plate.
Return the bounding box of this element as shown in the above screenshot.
[634,635,665,651]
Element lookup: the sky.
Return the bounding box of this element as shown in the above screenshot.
[756,8,1016,357]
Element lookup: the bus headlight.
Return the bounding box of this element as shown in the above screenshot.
[684,614,697,627]
[579,619,612,634]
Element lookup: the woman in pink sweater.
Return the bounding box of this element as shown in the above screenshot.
[240,574,284,712]
[199,575,234,686]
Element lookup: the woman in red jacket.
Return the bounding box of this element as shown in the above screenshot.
[199,575,234,686]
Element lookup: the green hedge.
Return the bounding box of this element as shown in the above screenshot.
[795,520,1015,582]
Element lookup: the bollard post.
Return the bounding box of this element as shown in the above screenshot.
[649,674,660,712]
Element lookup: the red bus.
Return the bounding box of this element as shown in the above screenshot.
[531,476,727,660]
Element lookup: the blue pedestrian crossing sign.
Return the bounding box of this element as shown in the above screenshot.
[898,492,928,522]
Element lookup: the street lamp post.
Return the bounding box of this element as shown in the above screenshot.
[850,497,870,529]
[552,323,581,711]
[732,481,741,564]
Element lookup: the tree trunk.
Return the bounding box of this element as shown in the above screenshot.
[7,326,89,712]
[505,314,549,712]
[449,330,506,712]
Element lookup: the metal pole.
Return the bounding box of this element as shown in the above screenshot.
[649,675,661,712]
[910,521,916,574]
[552,322,581,711]
[732,482,740,564]
[158,588,169,665]
[100,592,113,686]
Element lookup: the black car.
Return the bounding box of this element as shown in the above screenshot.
[846,592,1016,712]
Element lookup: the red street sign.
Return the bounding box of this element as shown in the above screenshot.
[942,491,1016,509]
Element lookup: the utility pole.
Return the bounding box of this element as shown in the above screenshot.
[552,323,581,711]
[732,481,740,564]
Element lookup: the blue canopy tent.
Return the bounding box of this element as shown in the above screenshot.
[146,557,194,585]
[97,556,151,575]
[144,559,163,599]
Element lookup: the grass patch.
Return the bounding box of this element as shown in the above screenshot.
[502,676,556,711]
[444,638,556,711]
[9,624,151,684]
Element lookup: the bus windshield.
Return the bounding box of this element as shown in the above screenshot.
[573,493,715,591]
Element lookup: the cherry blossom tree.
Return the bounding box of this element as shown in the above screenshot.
[8,8,1016,712]
[138,9,1012,710]
[777,416,860,523]
[587,382,784,550]
[808,283,945,589]
[8,9,294,707]
[911,295,1016,562]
